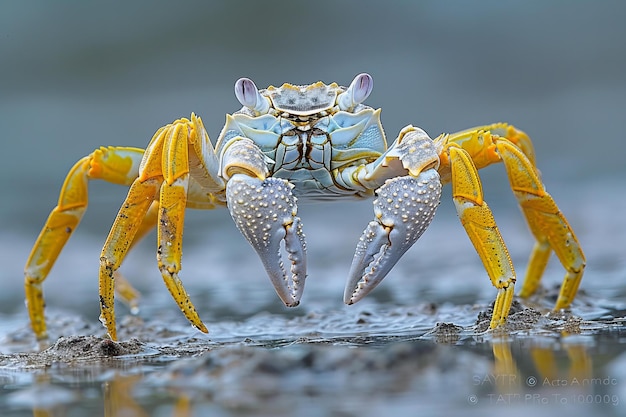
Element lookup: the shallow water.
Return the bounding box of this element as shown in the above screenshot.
[2,2,626,416]
[1,297,626,416]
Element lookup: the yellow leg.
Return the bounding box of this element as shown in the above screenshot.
[437,123,535,173]
[517,240,551,298]
[113,200,160,312]
[448,146,516,329]
[99,119,211,340]
[495,140,585,310]
[99,178,161,340]
[156,173,207,335]
[24,147,144,340]
[157,120,208,335]
[111,129,224,313]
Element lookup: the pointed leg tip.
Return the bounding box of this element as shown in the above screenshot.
[489,314,507,330]
[34,331,49,342]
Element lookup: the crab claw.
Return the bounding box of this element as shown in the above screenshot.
[344,170,442,304]
[226,174,307,307]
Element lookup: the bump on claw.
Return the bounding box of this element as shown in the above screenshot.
[226,174,307,307]
[345,170,442,304]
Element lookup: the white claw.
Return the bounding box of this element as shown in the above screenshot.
[226,174,307,306]
[344,170,442,304]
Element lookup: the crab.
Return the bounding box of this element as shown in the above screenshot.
[24,73,586,341]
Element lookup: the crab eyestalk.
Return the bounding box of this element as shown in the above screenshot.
[226,174,307,307]
[344,170,442,304]
[235,77,271,115]
[337,73,374,111]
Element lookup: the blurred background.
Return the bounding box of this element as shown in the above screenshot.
[0,0,625,326]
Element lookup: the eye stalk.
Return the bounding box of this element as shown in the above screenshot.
[337,73,374,111]
[235,77,270,115]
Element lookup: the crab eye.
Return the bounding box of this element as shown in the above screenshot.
[337,73,374,111]
[235,77,270,115]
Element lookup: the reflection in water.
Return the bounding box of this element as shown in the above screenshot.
[8,374,74,417]
[15,331,622,417]
[528,340,594,387]
[490,336,594,398]
[491,337,521,393]
[104,374,149,417]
